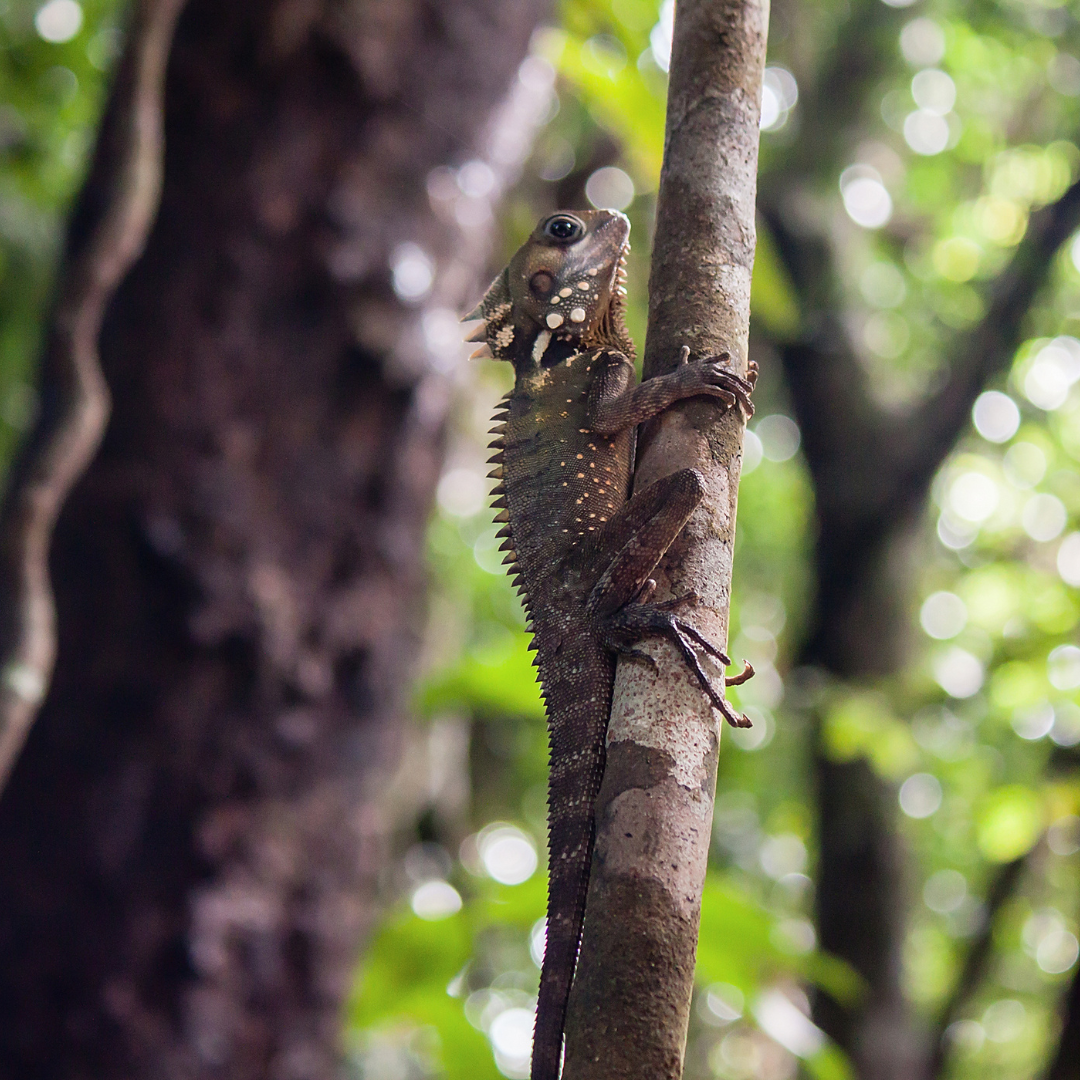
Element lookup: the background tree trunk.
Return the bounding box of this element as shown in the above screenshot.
[0,0,545,1076]
[764,91,1080,1080]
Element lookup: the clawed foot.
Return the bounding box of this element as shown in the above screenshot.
[658,616,752,729]
[676,345,756,420]
[606,603,754,729]
[725,660,755,687]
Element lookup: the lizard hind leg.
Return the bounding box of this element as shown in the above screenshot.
[587,468,751,728]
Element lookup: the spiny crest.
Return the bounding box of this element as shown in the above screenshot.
[584,247,634,357]
[484,389,520,576]
[461,268,514,360]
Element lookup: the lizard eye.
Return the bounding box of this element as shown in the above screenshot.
[543,215,584,242]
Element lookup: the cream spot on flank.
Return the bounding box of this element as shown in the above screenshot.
[559,287,573,297]
[577,280,591,290]
[550,296,561,304]
[587,268,598,276]
[570,307,587,323]
[546,313,564,329]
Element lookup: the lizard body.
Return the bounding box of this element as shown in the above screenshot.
[462,210,754,1080]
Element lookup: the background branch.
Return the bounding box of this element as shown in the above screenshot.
[0,0,186,791]
[1046,953,1080,1080]
[774,176,1080,1080]
[562,1,768,1075]
[928,848,1033,1078]
[745,2,1080,1071]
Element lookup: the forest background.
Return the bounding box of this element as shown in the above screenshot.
[0,0,1079,1078]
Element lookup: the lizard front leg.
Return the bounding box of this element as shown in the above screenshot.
[585,468,752,728]
[587,347,755,437]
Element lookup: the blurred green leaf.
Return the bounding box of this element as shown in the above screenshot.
[976,785,1045,863]
[751,221,801,340]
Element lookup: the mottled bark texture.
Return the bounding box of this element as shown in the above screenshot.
[0,0,185,792]
[561,2,768,1076]
[0,0,545,1077]
[755,0,1080,1072]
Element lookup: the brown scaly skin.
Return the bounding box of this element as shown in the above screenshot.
[462,210,755,1080]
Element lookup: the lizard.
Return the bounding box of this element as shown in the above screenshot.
[461,209,755,1080]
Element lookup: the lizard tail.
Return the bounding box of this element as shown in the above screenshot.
[531,698,608,1080]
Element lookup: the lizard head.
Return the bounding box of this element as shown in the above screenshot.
[508,209,630,338]
[462,209,631,360]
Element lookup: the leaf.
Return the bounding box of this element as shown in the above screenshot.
[697,875,865,1005]
[976,784,1045,862]
[416,631,545,720]
[751,221,801,339]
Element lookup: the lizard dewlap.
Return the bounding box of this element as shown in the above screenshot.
[461,210,755,1080]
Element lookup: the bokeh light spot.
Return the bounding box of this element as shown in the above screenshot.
[585,166,635,210]
[478,824,537,885]
[411,880,462,921]
[972,391,1020,442]
[899,773,943,818]
[35,0,82,43]
[920,591,967,639]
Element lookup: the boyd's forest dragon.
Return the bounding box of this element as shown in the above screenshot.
[461,210,756,1080]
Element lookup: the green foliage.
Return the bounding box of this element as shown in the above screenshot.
[348,879,551,1080]
[0,0,122,468]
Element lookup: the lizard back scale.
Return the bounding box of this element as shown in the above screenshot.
[462,210,755,1080]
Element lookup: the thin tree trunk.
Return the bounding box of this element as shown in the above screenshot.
[0,0,546,1076]
[562,1,768,1076]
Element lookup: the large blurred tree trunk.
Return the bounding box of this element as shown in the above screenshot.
[0,0,544,1076]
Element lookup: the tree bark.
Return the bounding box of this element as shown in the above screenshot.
[0,0,546,1076]
[562,2,768,1076]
